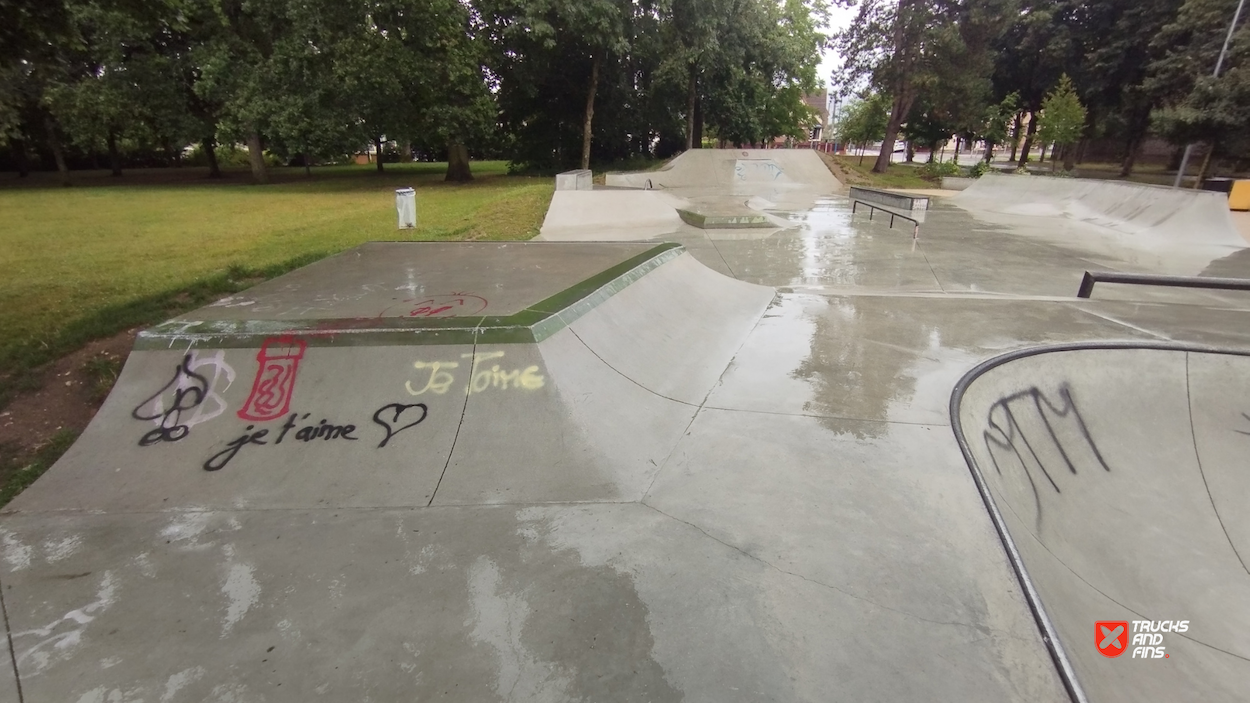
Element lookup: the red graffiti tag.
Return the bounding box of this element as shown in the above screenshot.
[381,294,488,319]
[237,336,307,422]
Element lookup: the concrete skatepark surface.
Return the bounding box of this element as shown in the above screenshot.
[2,150,1249,702]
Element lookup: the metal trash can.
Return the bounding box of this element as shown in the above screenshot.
[396,187,416,229]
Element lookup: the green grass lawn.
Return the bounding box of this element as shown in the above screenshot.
[0,161,553,373]
[832,154,934,189]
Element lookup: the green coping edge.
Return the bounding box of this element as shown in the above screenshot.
[135,242,685,351]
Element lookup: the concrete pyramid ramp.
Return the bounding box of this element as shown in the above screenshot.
[8,242,773,513]
[951,175,1246,252]
[953,344,1250,703]
[540,190,690,240]
[605,148,841,191]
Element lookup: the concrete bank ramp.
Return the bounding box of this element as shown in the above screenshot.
[539,189,689,240]
[0,242,785,701]
[606,148,841,191]
[951,175,1246,252]
[953,344,1250,702]
[9,242,773,513]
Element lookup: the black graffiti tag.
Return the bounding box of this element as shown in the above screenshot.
[983,384,1110,529]
[372,403,429,448]
[132,354,209,446]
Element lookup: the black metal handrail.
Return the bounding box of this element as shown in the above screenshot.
[1077,271,1250,298]
[850,200,920,239]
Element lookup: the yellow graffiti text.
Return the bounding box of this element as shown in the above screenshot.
[405,352,545,396]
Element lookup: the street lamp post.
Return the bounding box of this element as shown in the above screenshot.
[1173,0,1247,188]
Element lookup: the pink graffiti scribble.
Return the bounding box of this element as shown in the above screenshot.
[237,336,307,422]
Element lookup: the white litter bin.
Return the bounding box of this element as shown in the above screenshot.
[396,187,416,229]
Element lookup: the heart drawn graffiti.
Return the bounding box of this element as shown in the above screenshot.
[372,403,429,448]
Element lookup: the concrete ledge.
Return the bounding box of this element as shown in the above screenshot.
[940,176,977,192]
[848,186,930,211]
[556,169,593,191]
[676,209,773,229]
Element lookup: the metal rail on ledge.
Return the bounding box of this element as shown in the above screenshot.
[850,200,920,239]
[1077,271,1250,298]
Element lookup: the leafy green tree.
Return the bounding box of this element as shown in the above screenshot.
[835,91,889,164]
[1147,0,1249,181]
[837,0,1013,173]
[1037,73,1087,170]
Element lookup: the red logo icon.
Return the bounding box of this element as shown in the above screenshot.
[1096,621,1129,658]
[238,336,306,422]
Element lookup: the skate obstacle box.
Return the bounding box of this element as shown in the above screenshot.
[848,186,930,211]
[555,169,593,191]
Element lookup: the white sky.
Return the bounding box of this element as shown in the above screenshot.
[817,3,858,97]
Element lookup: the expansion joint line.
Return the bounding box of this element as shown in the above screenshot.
[1184,354,1250,576]
[0,573,25,703]
[427,339,476,507]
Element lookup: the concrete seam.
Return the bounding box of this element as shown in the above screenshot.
[566,328,699,408]
[702,232,738,279]
[0,499,645,519]
[426,338,476,507]
[637,502,1030,639]
[639,295,773,502]
[698,405,949,428]
[1183,353,1250,576]
[0,574,25,703]
[1068,307,1172,341]
[915,241,947,294]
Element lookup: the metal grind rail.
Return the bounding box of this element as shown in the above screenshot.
[1077,271,1250,298]
[851,200,921,239]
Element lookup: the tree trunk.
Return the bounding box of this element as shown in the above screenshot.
[1009,113,1022,162]
[12,137,28,177]
[953,136,961,160]
[685,66,697,151]
[905,142,915,163]
[1039,143,1047,163]
[375,136,384,173]
[44,116,70,187]
[1052,146,1060,173]
[303,149,311,177]
[445,141,473,182]
[246,131,268,184]
[203,138,222,178]
[1119,137,1141,178]
[581,52,601,170]
[1017,113,1038,168]
[107,130,122,177]
[874,91,913,173]
[1194,142,1215,187]
[693,95,703,148]
[1063,140,1078,171]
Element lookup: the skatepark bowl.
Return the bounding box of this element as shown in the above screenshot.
[2,151,1249,702]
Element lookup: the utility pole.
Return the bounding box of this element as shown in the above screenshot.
[1173,0,1246,188]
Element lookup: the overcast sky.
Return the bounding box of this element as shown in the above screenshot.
[817,3,858,107]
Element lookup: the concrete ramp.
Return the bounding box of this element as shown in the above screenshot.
[9,242,773,513]
[0,241,780,701]
[953,344,1250,702]
[540,190,689,240]
[606,149,841,191]
[951,175,1246,251]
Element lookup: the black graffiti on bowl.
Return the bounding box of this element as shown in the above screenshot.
[983,384,1110,527]
[132,354,208,446]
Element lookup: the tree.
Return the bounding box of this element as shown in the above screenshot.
[835,91,889,164]
[1147,0,1250,182]
[1037,74,1087,170]
[837,0,1013,173]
